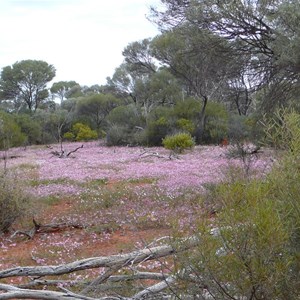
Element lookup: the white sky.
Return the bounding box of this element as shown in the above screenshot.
[0,0,161,86]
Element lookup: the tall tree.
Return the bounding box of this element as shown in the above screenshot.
[122,38,157,75]
[76,94,121,130]
[0,60,56,111]
[50,81,78,103]
[150,0,300,111]
[151,26,232,138]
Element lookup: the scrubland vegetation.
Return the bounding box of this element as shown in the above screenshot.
[1,0,300,299]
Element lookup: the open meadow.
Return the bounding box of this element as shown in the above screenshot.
[0,141,274,295]
[1,142,272,262]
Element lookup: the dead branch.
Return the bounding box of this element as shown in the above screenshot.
[66,144,84,157]
[81,263,124,295]
[0,283,116,300]
[17,273,166,289]
[50,144,84,158]
[139,149,167,159]
[11,219,84,239]
[0,236,200,299]
[131,275,176,299]
[0,237,198,278]
[0,244,177,279]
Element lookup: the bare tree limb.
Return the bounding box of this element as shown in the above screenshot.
[66,144,84,157]
[17,273,166,289]
[0,237,199,279]
[11,219,84,240]
[131,275,176,299]
[81,263,124,295]
[50,144,84,158]
[0,283,110,300]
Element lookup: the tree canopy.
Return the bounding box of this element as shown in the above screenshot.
[0,60,56,111]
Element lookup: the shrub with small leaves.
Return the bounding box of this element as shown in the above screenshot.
[64,123,98,142]
[63,131,75,141]
[176,118,195,134]
[0,172,30,233]
[162,132,195,153]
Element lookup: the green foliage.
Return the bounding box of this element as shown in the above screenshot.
[175,110,300,299]
[0,60,56,111]
[63,131,75,141]
[66,123,98,142]
[0,111,26,149]
[106,105,145,146]
[14,113,42,145]
[145,106,174,146]
[181,179,294,299]
[50,81,78,102]
[262,108,300,151]
[202,102,229,144]
[173,98,202,120]
[75,93,120,130]
[0,172,30,233]
[228,114,262,144]
[162,132,195,153]
[176,118,195,134]
[33,109,73,144]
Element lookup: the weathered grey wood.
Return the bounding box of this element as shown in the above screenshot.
[0,245,175,278]
[132,276,176,300]
[17,272,166,289]
[0,283,103,300]
[0,236,200,299]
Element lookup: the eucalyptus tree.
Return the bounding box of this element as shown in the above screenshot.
[0,60,56,112]
[122,38,157,75]
[151,25,233,139]
[107,38,182,117]
[50,81,78,103]
[107,39,158,103]
[75,93,121,131]
[150,0,300,111]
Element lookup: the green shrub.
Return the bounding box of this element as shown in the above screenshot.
[65,123,98,141]
[176,118,195,134]
[174,111,300,299]
[0,172,30,233]
[14,113,42,145]
[228,114,262,144]
[162,132,195,153]
[145,106,174,146]
[201,102,229,144]
[173,98,201,120]
[106,124,129,146]
[106,105,146,146]
[0,111,26,149]
[63,131,75,141]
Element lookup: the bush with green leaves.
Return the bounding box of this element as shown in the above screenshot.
[174,110,300,299]
[173,97,201,120]
[64,122,98,141]
[162,132,195,153]
[144,106,175,146]
[0,111,26,150]
[201,102,229,144]
[14,113,42,145]
[176,118,195,134]
[0,172,30,233]
[106,105,145,146]
[228,114,262,144]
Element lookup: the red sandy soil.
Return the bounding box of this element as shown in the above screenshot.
[0,198,171,270]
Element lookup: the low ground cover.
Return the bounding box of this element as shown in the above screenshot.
[0,141,273,295]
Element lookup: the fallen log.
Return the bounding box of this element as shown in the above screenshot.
[11,219,84,239]
[0,236,199,279]
[0,236,200,299]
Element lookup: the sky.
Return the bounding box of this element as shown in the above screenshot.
[0,0,162,86]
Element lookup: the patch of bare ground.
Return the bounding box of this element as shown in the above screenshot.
[0,194,171,270]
